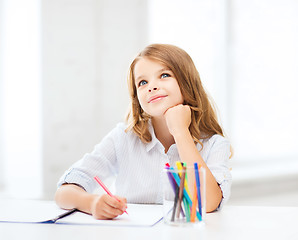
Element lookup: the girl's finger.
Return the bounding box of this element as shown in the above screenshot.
[104,195,127,212]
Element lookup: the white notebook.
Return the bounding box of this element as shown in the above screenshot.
[0,199,164,227]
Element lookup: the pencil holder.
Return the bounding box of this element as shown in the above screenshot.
[162,163,206,226]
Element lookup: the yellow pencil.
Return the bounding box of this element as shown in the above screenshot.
[176,162,191,197]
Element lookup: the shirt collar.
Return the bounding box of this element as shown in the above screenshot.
[144,121,205,153]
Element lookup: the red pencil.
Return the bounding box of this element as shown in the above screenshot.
[94,176,128,214]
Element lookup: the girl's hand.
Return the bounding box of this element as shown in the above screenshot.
[90,194,127,220]
[164,104,191,137]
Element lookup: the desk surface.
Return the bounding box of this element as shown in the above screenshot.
[0,199,297,240]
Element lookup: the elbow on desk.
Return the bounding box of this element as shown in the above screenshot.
[54,187,64,208]
[206,200,220,213]
[206,202,220,213]
[206,191,223,213]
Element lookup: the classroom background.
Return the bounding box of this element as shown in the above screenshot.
[0,0,297,206]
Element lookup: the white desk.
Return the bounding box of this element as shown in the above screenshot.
[0,200,297,240]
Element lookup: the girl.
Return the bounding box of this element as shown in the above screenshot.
[55,44,232,220]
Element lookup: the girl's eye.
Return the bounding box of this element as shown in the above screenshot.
[161,73,170,78]
[138,80,147,87]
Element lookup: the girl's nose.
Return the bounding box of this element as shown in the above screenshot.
[148,87,158,92]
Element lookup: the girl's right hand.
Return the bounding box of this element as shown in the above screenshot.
[164,104,191,137]
[90,194,127,220]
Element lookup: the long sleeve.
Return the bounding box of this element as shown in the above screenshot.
[57,126,119,193]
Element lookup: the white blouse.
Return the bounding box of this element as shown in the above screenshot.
[58,122,232,207]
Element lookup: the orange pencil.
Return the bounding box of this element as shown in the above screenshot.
[190,180,198,222]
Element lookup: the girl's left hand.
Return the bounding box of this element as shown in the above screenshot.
[164,104,191,137]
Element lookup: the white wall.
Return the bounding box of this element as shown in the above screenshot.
[41,0,148,199]
[230,0,298,162]
[0,0,42,198]
[0,0,4,191]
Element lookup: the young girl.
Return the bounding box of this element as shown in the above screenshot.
[55,44,232,220]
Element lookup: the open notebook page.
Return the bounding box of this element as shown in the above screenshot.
[0,199,163,227]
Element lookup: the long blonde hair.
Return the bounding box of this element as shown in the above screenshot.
[126,44,224,146]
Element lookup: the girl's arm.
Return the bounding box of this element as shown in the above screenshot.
[164,104,223,212]
[55,184,127,219]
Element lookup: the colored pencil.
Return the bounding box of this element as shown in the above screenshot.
[176,166,186,218]
[194,163,202,220]
[190,180,197,222]
[94,176,128,214]
[169,166,201,220]
[165,164,178,193]
[181,162,191,197]
[166,163,185,218]
[171,185,179,221]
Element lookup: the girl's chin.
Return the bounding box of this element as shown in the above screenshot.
[145,108,171,118]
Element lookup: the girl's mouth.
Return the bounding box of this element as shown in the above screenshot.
[148,95,167,103]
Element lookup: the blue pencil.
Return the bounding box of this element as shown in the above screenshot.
[194,163,202,219]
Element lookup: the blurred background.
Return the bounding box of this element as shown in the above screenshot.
[0,0,297,206]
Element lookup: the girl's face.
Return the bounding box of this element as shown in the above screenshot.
[134,57,184,118]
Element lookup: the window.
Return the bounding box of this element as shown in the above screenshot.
[149,0,298,180]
